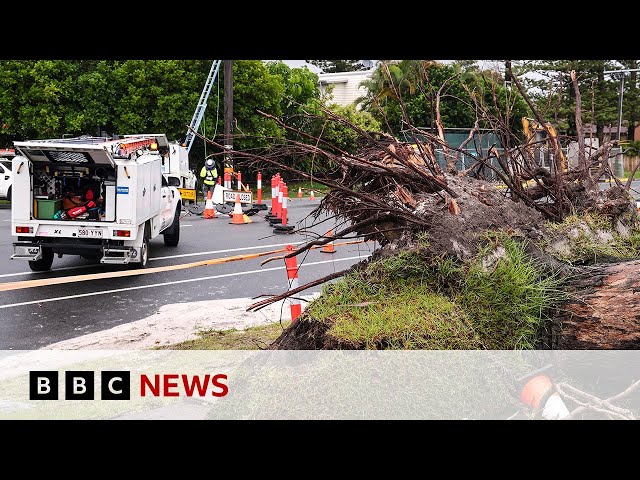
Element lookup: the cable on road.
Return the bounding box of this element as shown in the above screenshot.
[0,240,369,293]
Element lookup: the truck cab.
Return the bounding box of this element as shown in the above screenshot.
[10,134,182,271]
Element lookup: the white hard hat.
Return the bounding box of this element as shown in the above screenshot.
[206,158,214,167]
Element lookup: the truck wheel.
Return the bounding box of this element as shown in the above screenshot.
[164,205,181,247]
[28,248,54,272]
[138,223,150,268]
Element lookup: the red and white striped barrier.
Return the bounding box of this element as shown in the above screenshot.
[237,171,242,191]
[224,172,232,190]
[273,177,281,221]
[285,244,302,322]
[277,179,284,220]
[265,174,278,220]
[271,175,278,212]
[253,171,268,211]
[257,172,262,205]
[281,184,288,226]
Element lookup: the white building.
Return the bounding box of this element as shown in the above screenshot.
[318,70,374,109]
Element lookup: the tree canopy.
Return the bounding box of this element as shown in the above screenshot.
[515,60,640,141]
[0,60,321,158]
[359,60,529,136]
[306,60,369,73]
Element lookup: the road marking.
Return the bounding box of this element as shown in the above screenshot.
[182,225,193,227]
[0,241,308,278]
[149,241,304,261]
[0,240,365,292]
[0,255,369,309]
[0,264,100,279]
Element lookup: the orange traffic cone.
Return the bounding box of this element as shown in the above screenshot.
[231,193,246,225]
[321,230,336,253]
[297,187,303,199]
[309,191,315,201]
[203,190,216,219]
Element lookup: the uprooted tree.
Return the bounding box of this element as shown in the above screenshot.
[193,62,640,349]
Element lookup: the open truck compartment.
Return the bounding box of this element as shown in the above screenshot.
[33,162,116,222]
[14,135,121,223]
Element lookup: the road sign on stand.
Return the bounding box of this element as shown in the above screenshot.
[178,188,196,201]
[223,190,252,204]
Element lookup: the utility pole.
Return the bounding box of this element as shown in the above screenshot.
[224,60,234,171]
[617,74,625,141]
[504,60,512,89]
[604,67,640,141]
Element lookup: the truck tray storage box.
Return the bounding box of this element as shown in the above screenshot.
[35,198,62,219]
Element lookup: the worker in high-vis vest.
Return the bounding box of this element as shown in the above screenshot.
[200,158,218,200]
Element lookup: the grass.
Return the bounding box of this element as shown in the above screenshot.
[623,169,640,181]
[459,236,565,349]
[159,321,290,350]
[543,212,640,265]
[303,233,564,350]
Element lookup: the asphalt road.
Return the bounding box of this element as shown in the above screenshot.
[0,199,373,349]
[600,179,640,200]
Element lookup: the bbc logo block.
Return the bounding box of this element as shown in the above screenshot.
[29,371,59,400]
[29,371,130,400]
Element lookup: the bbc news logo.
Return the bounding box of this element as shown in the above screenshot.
[29,371,228,400]
[30,371,131,400]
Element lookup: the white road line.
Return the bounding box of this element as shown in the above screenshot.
[182,225,193,227]
[0,263,99,279]
[0,241,308,278]
[0,255,369,309]
[149,241,305,261]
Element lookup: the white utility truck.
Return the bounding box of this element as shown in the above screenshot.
[158,138,197,196]
[10,134,182,271]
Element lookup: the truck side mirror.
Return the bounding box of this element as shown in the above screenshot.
[167,177,181,187]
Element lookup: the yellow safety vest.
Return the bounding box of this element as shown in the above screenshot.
[200,166,218,185]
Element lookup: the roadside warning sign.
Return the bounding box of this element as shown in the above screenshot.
[223,190,252,204]
[178,188,196,201]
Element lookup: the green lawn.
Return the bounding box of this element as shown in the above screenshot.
[159,321,291,350]
[624,169,640,181]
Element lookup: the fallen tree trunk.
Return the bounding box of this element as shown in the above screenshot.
[554,260,640,348]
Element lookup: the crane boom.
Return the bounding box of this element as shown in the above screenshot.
[184,60,222,153]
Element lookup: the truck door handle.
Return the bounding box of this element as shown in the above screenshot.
[162,195,167,198]
[4,176,8,180]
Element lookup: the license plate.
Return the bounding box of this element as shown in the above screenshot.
[77,228,103,238]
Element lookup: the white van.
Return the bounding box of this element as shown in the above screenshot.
[0,149,14,201]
